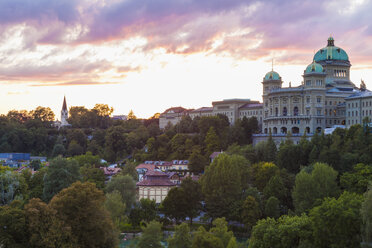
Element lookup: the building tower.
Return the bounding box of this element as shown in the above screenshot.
[61,96,69,126]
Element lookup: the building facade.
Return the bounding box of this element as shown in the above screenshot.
[262,37,359,135]
[159,37,369,138]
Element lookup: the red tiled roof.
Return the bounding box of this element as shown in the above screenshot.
[136,164,155,171]
[100,167,121,176]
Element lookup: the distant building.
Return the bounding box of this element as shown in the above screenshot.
[112,115,128,121]
[100,166,122,182]
[159,107,192,129]
[137,171,176,203]
[61,96,69,127]
[54,96,71,128]
[345,90,372,127]
[158,37,369,146]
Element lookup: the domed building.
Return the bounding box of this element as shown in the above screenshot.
[261,37,359,138]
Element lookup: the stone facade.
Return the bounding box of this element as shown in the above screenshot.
[261,37,360,136]
[346,90,372,127]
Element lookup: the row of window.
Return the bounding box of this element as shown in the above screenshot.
[348,100,372,108]
[239,110,262,116]
[305,79,323,86]
[334,70,347,78]
[348,109,372,117]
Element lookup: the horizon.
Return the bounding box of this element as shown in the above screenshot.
[1,0,372,118]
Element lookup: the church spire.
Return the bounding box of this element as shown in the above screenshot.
[62,96,67,111]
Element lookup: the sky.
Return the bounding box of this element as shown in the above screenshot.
[1,0,372,119]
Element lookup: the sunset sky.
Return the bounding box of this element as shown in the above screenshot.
[1,0,372,119]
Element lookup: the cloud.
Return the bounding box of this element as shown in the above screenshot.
[30,79,119,87]
[0,0,372,70]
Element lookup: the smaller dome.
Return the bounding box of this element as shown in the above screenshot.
[264,71,281,81]
[305,61,325,74]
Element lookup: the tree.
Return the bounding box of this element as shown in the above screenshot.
[120,162,139,181]
[361,184,372,245]
[128,110,137,120]
[43,157,80,202]
[201,154,243,219]
[227,237,238,248]
[25,198,76,248]
[52,144,66,157]
[210,218,234,248]
[265,196,280,219]
[310,191,363,248]
[105,175,136,210]
[163,187,188,223]
[74,152,101,167]
[93,104,114,117]
[67,140,84,156]
[180,178,203,225]
[205,126,220,156]
[0,171,27,205]
[105,190,126,227]
[340,163,372,194]
[192,226,224,248]
[249,215,313,248]
[129,198,157,227]
[188,149,208,174]
[168,223,192,248]
[80,165,105,190]
[241,196,261,231]
[249,162,279,191]
[263,175,287,205]
[49,182,118,248]
[137,221,163,248]
[292,163,340,213]
[0,203,28,248]
[31,106,55,122]
[104,126,128,162]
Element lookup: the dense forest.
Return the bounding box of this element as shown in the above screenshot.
[1,105,372,248]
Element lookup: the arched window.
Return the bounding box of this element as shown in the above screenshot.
[292,127,300,134]
[281,127,287,134]
[293,106,299,116]
[283,107,287,116]
[273,127,278,134]
[275,108,278,117]
[306,127,310,134]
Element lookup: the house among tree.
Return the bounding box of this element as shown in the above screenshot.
[137,171,176,203]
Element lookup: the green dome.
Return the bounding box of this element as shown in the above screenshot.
[305,61,325,74]
[314,37,349,62]
[264,71,280,81]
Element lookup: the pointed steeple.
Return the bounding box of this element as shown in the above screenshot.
[62,96,67,111]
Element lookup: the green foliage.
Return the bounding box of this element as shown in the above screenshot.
[43,157,80,202]
[0,203,28,247]
[310,191,363,248]
[292,163,340,213]
[265,196,280,219]
[74,152,101,167]
[205,126,221,156]
[129,199,157,227]
[137,221,163,248]
[120,162,139,181]
[249,162,279,191]
[227,237,238,248]
[188,149,208,174]
[105,175,136,210]
[362,184,372,244]
[241,196,261,231]
[168,223,192,248]
[49,181,118,248]
[25,198,76,248]
[0,171,27,205]
[192,226,224,248]
[341,163,372,193]
[249,215,313,248]
[80,165,105,190]
[210,218,234,247]
[105,190,126,225]
[201,154,245,219]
